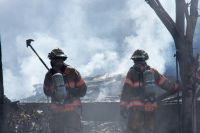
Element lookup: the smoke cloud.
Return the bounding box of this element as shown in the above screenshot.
[0,0,199,100]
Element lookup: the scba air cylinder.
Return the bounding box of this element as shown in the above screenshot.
[143,70,156,102]
[52,73,67,99]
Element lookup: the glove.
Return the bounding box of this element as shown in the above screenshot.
[120,107,129,119]
[171,82,182,92]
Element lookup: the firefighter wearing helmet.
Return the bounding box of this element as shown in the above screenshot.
[120,49,180,133]
[43,48,87,133]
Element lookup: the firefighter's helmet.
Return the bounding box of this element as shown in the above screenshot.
[131,49,149,61]
[48,48,67,60]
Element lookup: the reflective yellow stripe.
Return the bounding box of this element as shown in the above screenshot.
[125,78,143,88]
[144,102,158,111]
[76,79,85,87]
[49,100,81,112]
[128,100,144,108]
[144,102,157,108]
[157,76,167,86]
[120,101,128,106]
[65,80,75,88]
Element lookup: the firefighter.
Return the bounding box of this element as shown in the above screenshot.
[120,49,179,133]
[43,48,87,133]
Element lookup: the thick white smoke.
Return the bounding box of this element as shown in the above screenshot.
[1,0,194,100]
[114,0,175,74]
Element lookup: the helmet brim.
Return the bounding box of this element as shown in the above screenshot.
[50,54,67,61]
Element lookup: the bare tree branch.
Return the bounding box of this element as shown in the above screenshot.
[188,1,192,6]
[154,0,162,7]
[145,0,180,48]
[186,0,199,48]
[184,1,190,22]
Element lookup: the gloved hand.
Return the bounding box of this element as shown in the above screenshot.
[120,107,129,119]
[171,82,182,92]
[69,88,80,97]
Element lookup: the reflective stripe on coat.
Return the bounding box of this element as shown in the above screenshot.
[50,99,81,112]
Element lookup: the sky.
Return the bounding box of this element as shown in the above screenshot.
[0,0,199,100]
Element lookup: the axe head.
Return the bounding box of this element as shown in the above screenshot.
[26,39,34,47]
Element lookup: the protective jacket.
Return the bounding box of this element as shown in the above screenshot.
[43,64,87,112]
[120,63,178,111]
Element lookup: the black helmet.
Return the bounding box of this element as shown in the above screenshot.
[48,48,67,60]
[131,49,149,61]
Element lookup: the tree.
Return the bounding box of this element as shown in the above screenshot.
[144,0,199,133]
[0,36,4,133]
